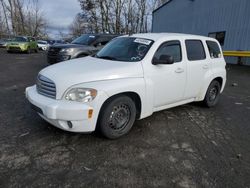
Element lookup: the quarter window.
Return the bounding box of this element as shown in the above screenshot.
[153,41,182,63]
[206,41,222,58]
[185,40,206,61]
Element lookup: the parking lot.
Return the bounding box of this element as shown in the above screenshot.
[0,48,250,188]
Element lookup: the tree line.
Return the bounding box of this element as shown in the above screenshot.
[0,0,47,38]
[69,0,167,37]
[0,0,167,39]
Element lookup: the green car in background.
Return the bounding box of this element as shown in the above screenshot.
[7,36,38,53]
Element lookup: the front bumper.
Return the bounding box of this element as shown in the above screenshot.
[7,46,27,52]
[47,55,71,64]
[25,86,97,132]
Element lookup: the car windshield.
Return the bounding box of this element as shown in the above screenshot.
[96,37,153,62]
[38,41,47,44]
[0,39,8,42]
[13,37,28,42]
[71,34,97,45]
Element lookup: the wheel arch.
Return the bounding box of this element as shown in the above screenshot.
[213,77,223,89]
[75,52,89,58]
[98,91,142,121]
[199,76,224,101]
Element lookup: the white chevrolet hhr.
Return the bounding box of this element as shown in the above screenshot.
[26,33,226,139]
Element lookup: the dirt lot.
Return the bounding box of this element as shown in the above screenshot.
[0,48,250,188]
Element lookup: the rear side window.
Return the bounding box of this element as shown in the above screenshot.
[206,41,222,58]
[185,40,206,61]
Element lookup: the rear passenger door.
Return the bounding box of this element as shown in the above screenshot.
[184,40,210,99]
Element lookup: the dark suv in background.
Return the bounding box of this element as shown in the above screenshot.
[47,34,119,64]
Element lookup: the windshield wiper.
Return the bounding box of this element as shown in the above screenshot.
[96,55,117,60]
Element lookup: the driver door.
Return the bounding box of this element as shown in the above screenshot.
[150,40,187,108]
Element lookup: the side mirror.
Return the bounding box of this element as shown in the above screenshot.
[93,42,102,47]
[152,55,174,65]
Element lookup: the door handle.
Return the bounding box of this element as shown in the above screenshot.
[175,68,184,73]
[203,64,209,69]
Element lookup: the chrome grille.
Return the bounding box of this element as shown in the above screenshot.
[48,47,61,57]
[36,75,56,99]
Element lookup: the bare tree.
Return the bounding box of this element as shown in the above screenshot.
[69,13,90,37]
[0,0,10,34]
[77,0,165,35]
[0,0,48,37]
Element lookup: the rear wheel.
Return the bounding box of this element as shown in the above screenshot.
[98,95,136,139]
[203,80,221,107]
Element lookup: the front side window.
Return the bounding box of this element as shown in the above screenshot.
[185,40,206,61]
[153,41,182,63]
[206,41,222,58]
[96,37,154,62]
[94,37,111,46]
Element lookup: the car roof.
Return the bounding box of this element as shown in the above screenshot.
[130,33,217,42]
[83,33,121,37]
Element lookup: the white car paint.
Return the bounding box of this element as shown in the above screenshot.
[37,40,49,51]
[26,33,226,133]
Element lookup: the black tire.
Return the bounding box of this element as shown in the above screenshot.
[26,47,31,54]
[35,47,39,53]
[98,95,137,139]
[203,80,221,107]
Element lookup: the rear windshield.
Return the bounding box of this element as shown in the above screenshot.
[71,34,97,45]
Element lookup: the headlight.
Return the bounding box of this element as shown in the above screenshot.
[65,88,97,102]
[60,48,74,53]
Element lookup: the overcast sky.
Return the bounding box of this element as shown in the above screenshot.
[39,0,81,38]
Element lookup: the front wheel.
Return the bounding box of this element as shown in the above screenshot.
[203,80,221,107]
[26,47,31,54]
[98,95,136,139]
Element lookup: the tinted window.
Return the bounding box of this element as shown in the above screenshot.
[185,40,206,61]
[95,37,111,46]
[153,41,182,63]
[206,41,222,58]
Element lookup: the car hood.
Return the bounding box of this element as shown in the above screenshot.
[39,56,143,98]
[51,43,89,49]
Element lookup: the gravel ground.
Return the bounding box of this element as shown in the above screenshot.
[0,49,250,188]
